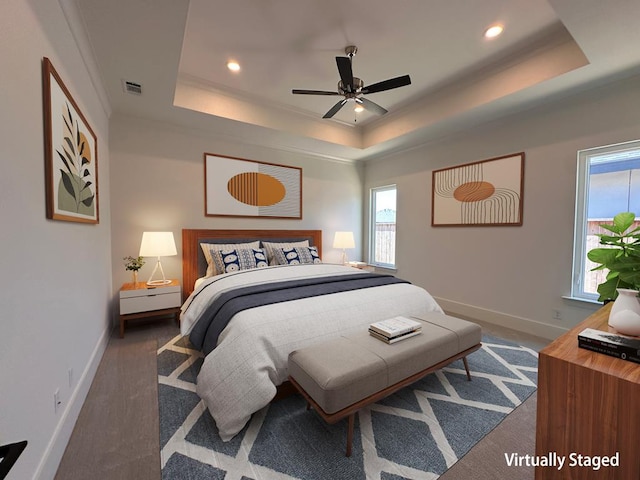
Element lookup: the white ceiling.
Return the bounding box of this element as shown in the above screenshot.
[73,0,640,162]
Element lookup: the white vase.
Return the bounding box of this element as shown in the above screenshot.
[608,288,640,336]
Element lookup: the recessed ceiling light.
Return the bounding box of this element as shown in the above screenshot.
[227,61,241,72]
[484,24,504,39]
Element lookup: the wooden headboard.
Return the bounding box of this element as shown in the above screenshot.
[182,229,322,299]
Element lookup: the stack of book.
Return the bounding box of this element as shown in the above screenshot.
[577,328,640,364]
[369,316,422,344]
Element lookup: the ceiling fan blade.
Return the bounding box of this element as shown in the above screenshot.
[359,97,388,115]
[361,75,411,94]
[323,99,348,119]
[336,56,354,93]
[292,89,341,96]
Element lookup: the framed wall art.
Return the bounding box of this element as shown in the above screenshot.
[42,57,99,224]
[432,152,524,226]
[204,153,302,219]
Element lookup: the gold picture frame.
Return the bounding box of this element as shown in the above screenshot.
[432,152,524,226]
[43,57,99,224]
[204,153,302,219]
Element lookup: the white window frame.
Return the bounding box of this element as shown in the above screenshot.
[571,139,640,301]
[369,184,397,269]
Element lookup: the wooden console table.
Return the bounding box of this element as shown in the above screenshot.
[535,302,640,479]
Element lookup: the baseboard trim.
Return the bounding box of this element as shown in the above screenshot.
[433,297,567,341]
[34,324,112,480]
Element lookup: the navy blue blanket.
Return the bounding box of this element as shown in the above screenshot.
[189,272,409,355]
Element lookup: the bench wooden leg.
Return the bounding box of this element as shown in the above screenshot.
[463,356,472,381]
[346,414,354,457]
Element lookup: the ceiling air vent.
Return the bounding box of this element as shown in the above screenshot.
[122,80,142,95]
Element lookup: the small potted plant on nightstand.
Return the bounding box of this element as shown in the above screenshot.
[123,256,145,285]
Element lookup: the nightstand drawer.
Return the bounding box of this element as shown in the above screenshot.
[120,291,181,315]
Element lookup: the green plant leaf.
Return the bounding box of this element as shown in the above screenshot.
[613,212,635,232]
[596,234,625,245]
[609,255,640,270]
[596,277,622,302]
[587,248,619,266]
[606,270,620,280]
[619,269,640,285]
[599,224,624,234]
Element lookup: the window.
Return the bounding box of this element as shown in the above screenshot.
[572,140,640,300]
[369,185,396,268]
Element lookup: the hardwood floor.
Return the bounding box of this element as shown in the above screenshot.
[54,319,177,480]
[54,318,549,479]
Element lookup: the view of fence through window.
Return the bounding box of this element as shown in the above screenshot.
[371,186,396,266]
[581,152,640,295]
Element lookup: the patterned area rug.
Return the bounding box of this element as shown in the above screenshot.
[157,334,538,480]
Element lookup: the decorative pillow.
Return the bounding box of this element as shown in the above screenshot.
[211,248,268,274]
[262,240,310,265]
[201,241,260,276]
[273,246,322,265]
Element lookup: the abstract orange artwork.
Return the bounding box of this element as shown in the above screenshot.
[432,152,524,226]
[204,153,302,219]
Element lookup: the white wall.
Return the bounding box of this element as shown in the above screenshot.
[364,75,640,339]
[109,115,363,293]
[0,1,112,479]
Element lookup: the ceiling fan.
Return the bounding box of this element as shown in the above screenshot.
[292,45,411,119]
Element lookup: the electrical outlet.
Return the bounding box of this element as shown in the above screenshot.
[68,368,74,388]
[54,389,61,414]
[552,309,562,320]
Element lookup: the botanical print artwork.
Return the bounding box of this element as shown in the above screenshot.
[56,103,96,216]
[432,153,524,226]
[43,57,99,224]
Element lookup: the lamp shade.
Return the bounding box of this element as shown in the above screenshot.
[333,231,355,249]
[139,232,177,257]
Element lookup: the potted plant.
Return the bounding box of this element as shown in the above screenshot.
[587,211,640,302]
[123,255,145,284]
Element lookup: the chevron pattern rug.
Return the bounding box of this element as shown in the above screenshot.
[157,334,538,480]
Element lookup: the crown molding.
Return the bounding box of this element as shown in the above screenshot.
[58,0,112,118]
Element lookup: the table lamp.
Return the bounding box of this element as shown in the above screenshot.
[333,231,355,265]
[139,231,177,285]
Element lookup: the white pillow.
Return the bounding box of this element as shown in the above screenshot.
[262,240,310,265]
[201,241,260,276]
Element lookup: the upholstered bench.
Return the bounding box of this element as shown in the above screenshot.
[288,312,482,456]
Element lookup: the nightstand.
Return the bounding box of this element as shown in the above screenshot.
[346,261,375,272]
[119,280,181,338]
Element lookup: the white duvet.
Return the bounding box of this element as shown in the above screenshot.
[180,264,443,441]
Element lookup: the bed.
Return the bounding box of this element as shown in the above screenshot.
[180,228,444,441]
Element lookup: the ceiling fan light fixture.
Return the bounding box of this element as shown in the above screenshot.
[226,60,241,72]
[292,45,411,119]
[484,24,504,38]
